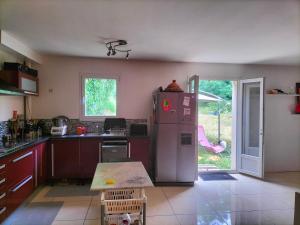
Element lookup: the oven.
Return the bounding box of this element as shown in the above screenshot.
[100,118,129,162]
[101,139,128,162]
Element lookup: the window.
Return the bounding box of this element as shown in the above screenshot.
[82,76,117,118]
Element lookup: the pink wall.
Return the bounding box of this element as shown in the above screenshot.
[31,56,244,119]
[31,55,300,172]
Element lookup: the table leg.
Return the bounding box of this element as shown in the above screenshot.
[101,204,105,225]
[143,202,146,225]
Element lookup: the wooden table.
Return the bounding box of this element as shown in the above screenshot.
[91,162,153,225]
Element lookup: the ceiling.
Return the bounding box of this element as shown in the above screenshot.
[0,0,299,65]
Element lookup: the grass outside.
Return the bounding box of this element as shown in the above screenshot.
[198,112,232,170]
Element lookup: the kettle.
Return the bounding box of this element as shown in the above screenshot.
[52,116,70,127]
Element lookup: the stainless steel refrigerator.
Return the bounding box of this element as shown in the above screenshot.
[153,92,197,184]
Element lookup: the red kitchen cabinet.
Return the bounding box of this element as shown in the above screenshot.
[79,138,101,178]
[7,148,34,214]
[50,139,80,179]
[34,143,47,187]
[7,148,34,189]
[7,175,33,213]
[0,157,8,223]
[128,137,151,174]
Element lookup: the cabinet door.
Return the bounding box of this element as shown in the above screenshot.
[79,139,101,178]
[7,149,34,188]
[129,137,150,173]
[35,143,47,186]
[7,175,33,214]
[51,140,80,178]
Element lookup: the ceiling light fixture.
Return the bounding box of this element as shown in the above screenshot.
[105,40,131,60]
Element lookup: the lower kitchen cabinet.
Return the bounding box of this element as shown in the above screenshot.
[7,175,33,214]
[79,138,101,178]
[50,139,80,179]
[34,142,47,187]
[0,141,47,223]
[7,148,35,215]
[0,157,8,222]
[128,137,151,174]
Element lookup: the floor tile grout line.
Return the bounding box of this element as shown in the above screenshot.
[83,195,94,221]
[159,186,181,222]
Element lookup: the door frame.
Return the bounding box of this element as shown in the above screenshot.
[237,77,264,178]
[192,77,237,174]
[188,75,199,179]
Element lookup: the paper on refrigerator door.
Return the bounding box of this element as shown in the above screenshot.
[183,96,190,106]
[184,108,191,115]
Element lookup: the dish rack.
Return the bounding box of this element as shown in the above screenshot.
[100,188,147,225]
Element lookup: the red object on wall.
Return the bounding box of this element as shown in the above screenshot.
[295,104,300,114]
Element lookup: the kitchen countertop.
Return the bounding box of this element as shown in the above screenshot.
[91,161,153,191]
[0,137,49,158]
[0,134,150,158]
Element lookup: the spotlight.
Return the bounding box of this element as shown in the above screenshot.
[105,40,131,59]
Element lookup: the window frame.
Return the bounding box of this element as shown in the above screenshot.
[80,73,119,121]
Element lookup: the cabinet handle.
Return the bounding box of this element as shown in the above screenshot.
[0,207,6,215]
[12,151,33,163]
[128,142,131,158]
[0,178,5,185]
[35,150,38,187]
[0,192,6,200]
[99,142,102,163]
[0,164,6,170]
[51,144,54,177]
[11,176,32,192]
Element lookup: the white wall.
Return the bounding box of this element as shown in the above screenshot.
[31,55,300,172]
[241,65,300,172]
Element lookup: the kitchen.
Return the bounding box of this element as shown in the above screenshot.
[1,1,300,225]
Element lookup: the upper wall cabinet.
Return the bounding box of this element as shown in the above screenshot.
[0,70,39,96]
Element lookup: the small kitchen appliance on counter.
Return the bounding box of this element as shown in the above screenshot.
[51,116,69,136]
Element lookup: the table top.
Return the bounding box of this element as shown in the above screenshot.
[90,161,154,191]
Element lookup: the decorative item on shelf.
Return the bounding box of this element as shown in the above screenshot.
[164,80,184,92]
[295,83,300,114]
[105,40,131,60]
[267,89,287,94]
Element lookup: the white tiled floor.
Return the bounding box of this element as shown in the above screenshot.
[15,172,300,225]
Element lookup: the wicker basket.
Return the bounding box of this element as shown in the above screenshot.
[101,188,147,225]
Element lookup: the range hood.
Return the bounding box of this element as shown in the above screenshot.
[0,79,25,96]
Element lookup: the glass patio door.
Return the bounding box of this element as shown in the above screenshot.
[237,78,264,178]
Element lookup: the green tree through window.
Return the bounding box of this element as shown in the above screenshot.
[84,78,117,116]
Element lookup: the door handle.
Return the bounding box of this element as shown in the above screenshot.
[12,151,33,163]
[0,164,6,170]
[0,178,5,185]
[0,207,6,215]
[0,192,6,200]
[51,144,55,177]
[11,176,33,192]
[128,142,131,158]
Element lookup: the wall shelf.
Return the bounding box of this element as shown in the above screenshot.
[266,94,300,97]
